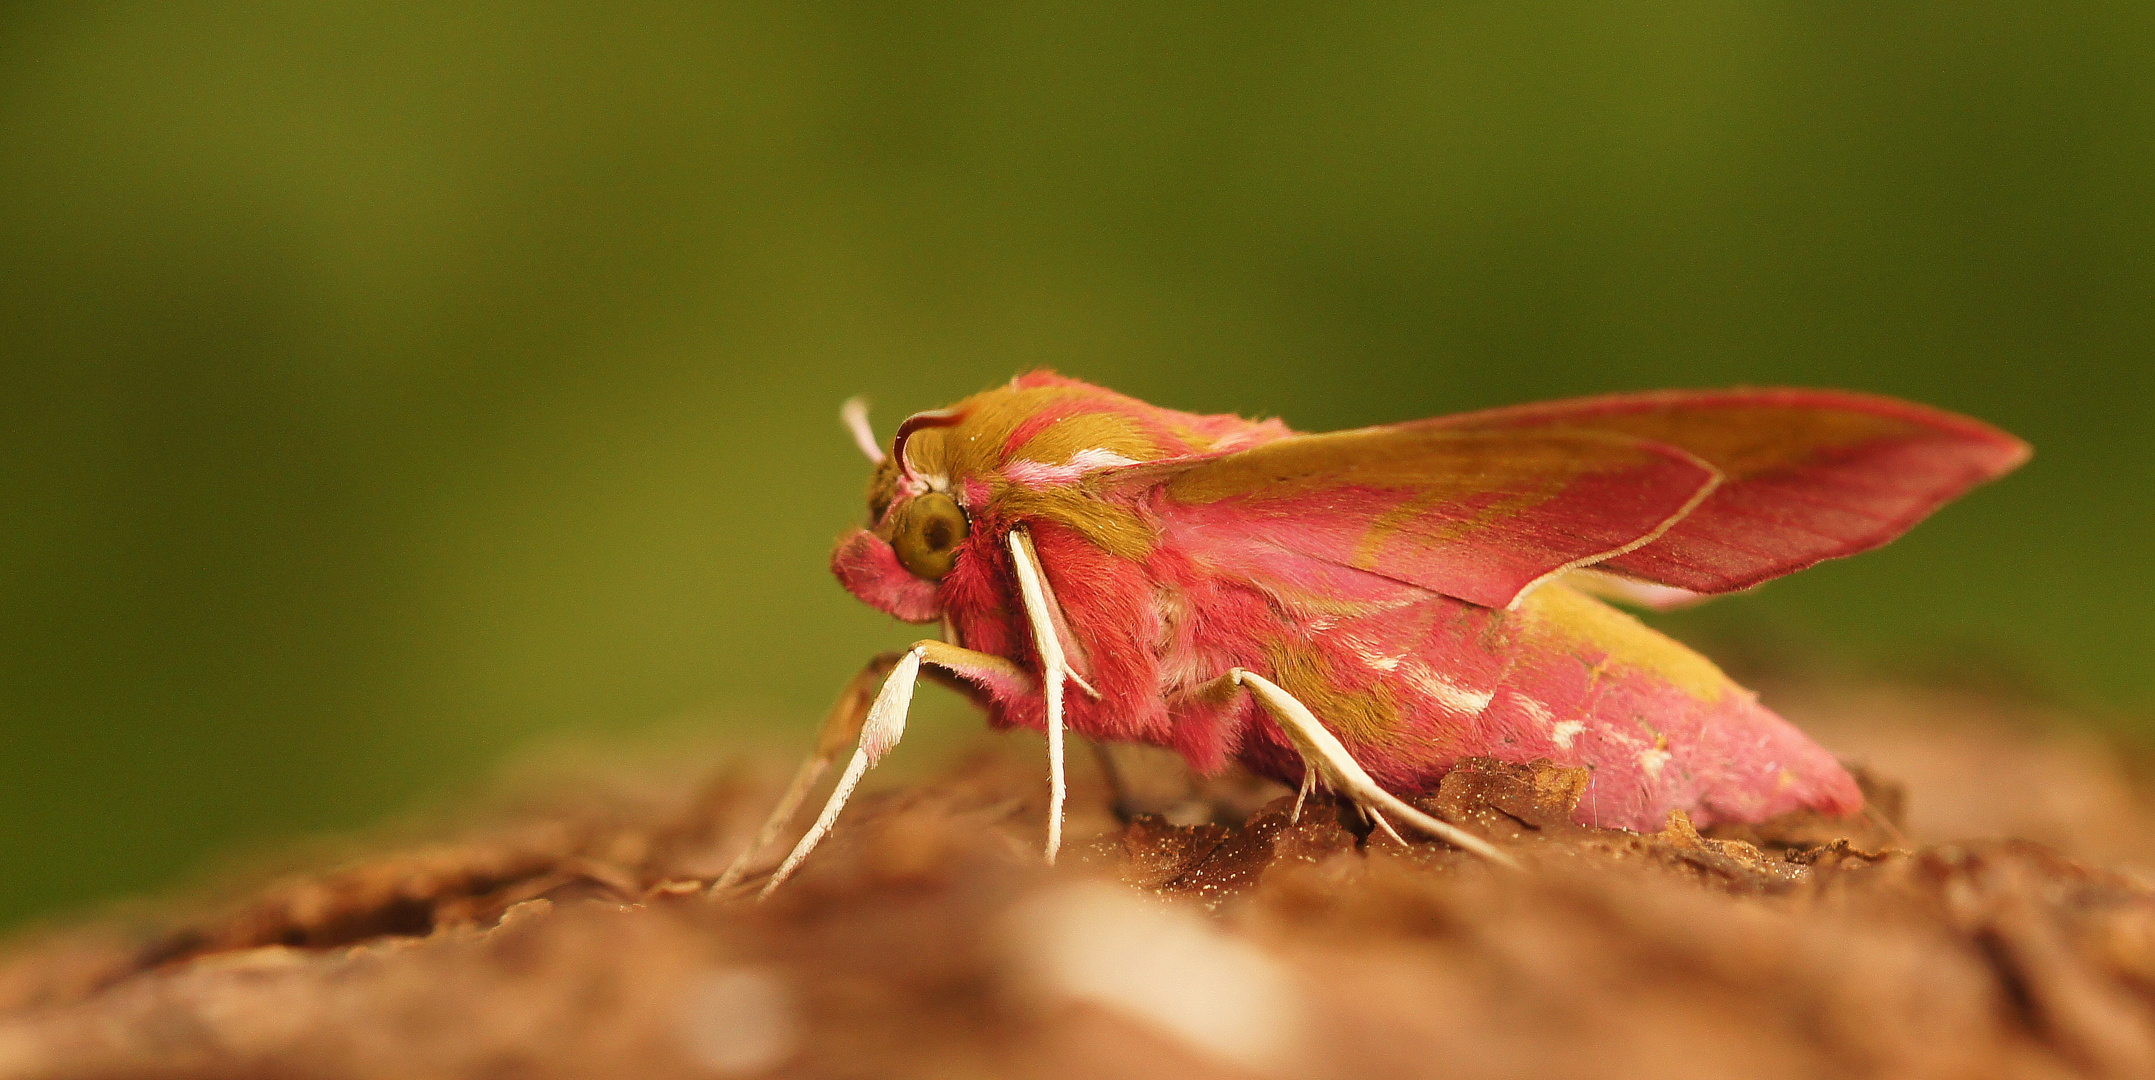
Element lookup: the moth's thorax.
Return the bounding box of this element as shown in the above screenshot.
[891,374,1288,486]
[832,371,1291,625]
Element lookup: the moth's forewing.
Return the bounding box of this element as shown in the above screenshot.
[1156,425,1720,608]
[1426,388,2031,594]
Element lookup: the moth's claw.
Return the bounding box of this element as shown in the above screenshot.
[1367,807,1409,848]
[1068,669,1101,699]
[1290,767,1319,825]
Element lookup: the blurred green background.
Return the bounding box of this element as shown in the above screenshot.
[1,3,2148,930]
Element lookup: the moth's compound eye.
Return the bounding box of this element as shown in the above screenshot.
[890,492,970,580]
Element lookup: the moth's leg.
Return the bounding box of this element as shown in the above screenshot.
[1199,668,1519,869]
[753,640,1034,898]
[1006,527,1094,864]
[1089,740,1139,824]
[712,652,901,894]
[1010,528,1100,700]
[1290,764,1319,826]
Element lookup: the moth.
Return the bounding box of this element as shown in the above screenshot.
[720,373,2027,893]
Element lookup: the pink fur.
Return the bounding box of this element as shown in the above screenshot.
[830,529,940,623]
[829,373,2020,831]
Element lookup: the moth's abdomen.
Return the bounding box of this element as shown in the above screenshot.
[1223,581,1861,832]
[1485,585,1860,829]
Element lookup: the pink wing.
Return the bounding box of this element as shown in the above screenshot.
[1145,387,2026,610]
[1426,388,2031,597]
[1153,425,1721,609]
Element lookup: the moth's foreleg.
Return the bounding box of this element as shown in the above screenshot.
[1006,527,1089,864]
[1211,668,1519,869]
[747,641,1035,899]
[712,651,901,894]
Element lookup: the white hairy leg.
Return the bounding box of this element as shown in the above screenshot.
[1290,766,1318,826]
[712,652,900,893]
[1228,668,1519,869]
[749,640,1034,898]
[758,649,922,897]
[1006,527,1099,698]
[1006,527,1080,864]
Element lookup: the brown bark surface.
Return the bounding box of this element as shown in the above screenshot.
[3,685,2154,1079]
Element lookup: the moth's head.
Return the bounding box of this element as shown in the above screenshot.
[829,372,1293,621]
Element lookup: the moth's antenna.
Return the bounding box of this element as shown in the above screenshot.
[840,396,885,464]
[890,408,964,482]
